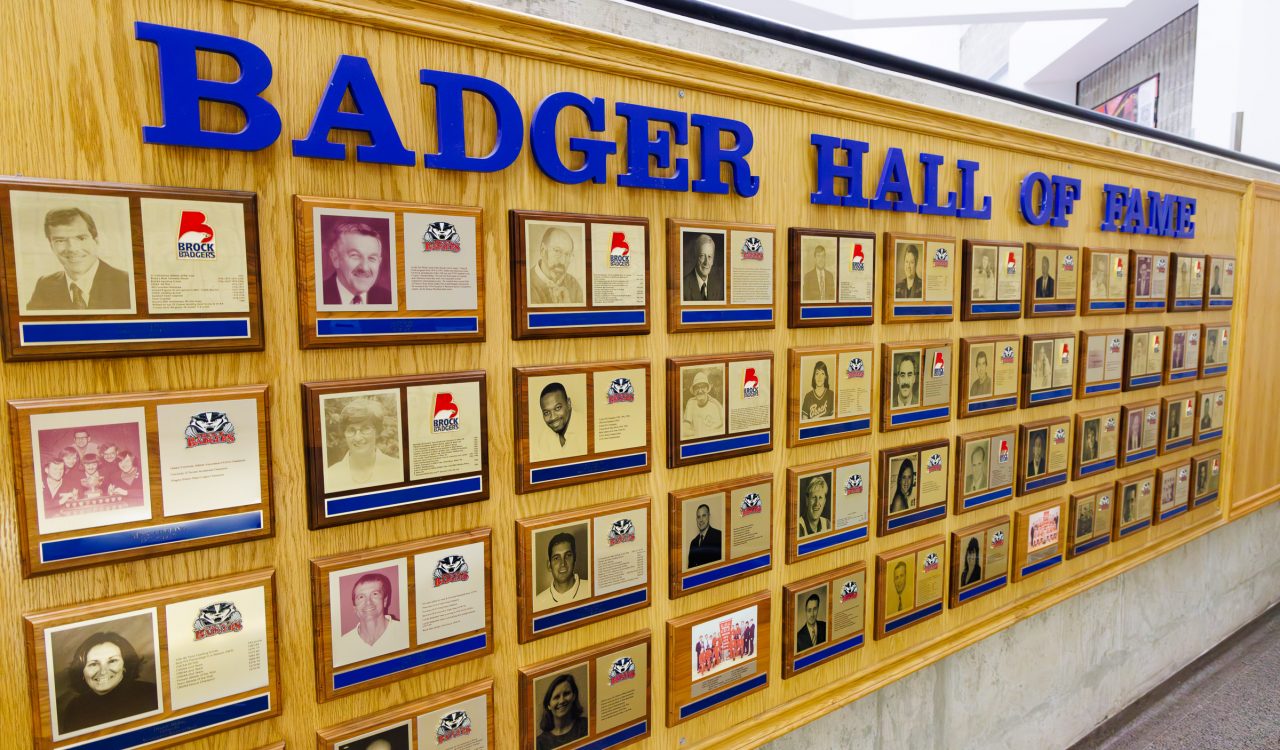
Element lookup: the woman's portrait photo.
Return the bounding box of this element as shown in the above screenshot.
[533,664,590,750]
[887,454,918,515]
[46,610,161,739]
[959,534,983,587]
[337,723,411,750]
[799,358,835,423]
[320,389,405,495]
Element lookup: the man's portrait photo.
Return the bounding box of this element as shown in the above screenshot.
[887,454,917,515]
[1134,255,1153,297]
[1030,340,1053,392]
[45,611,161,739]
[801,240,837,303]
[893,242,924,300]
[1171,331,1186,370]
[1122,483,1139,523]
[970,246,996,300]
[680,366,726,440]
[681,230,725,303]
[795,587,827,653]
[968,347,993,399]
[10,191,136,315]
[320,390,405,494]
[526,221,586,308]
[329,561,410,668]
[1200,395,1214,430]
[1034,250,1056,299]
[883,557,915,618]
[1089,253,1110,299]
[532,664,590,750]
[1126,410,1144,451]
[1076,501,1095,538]
[531,524,592,613]
[337,724,411,750]
[1167,403,1182,440]
[526,374,588,463]
[316,213,395,309]
[797,472,833,538]
[1204,328,1224,365]
[891,351,921,409]
[1081,419,1100,463]
[1025,429,1047,478]
[964,441,989,494]
[684,497,724,570]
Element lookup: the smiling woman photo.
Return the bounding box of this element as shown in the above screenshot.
[537,672,589,749]
[59,631,158,735]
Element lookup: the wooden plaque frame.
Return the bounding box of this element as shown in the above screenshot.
[1021,332,1075,408]
[667,351,773,468]
[954,427,1017,514]
[1017,416,1071,496]
[519,632,652,750]
[515,359,652,492]
[8,385,273,577]
[1119,400,1161,466]
[1164,323,1201,385]
[782,562,867,678]
[1115,471,1156,538]
[787,227,876,326]
[785,455,871,563]
[1012,499,1066,581]
[1204,254,1236,310]
[668,474,773,598]
[1153,459,1192,525]
[962,238,1023,319]
[1168,251,1206,312]
[878,439,950,537]
[874,535,946,640]
[0,176,264,361]
[301,371,489,528]
[1073,405,1121,481]
[786,344,874,447]
[1159,393,1197,454]
[293,195,485,349]
[949,516,1011,608]
[1081,247,1129,315]
[509,209,650,339]
[957,335,1020,418]
[1122,326,1165,391]
[515,496,651,642]
[1067,485,1114,558]
[316,679,494,750]
[1190,450,1222,508]
[1127,248,1170,313]
[1077,328,1126,399]
[882,232,956,322]
[1023,242,1079,317]
[667,218,776,333]
[1200,322,1231,379]
[309,529,493,702]
[880,339,952,431]
[1195,387,1226,445]
[23,569,280,750]
[666,592,770,726]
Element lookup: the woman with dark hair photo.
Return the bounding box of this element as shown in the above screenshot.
[800,361,833,421]
[537,672,589,749]
[58,630,158,735]
[889,458,916,513]
[959,537,983,587]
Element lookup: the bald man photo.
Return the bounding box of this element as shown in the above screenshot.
[682,231,725,302]
[528,225,585,306]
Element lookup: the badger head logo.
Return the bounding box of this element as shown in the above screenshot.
[433,555,470,586]
[193,601,243,639]
[608,518,636,545]
[437,710,472,742]
[609,656,637,684]
[423,221,462,252]
[185,411,235,447]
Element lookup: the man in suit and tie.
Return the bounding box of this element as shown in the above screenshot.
[1027,432,1047,476]
[801,244,836,301]
[322,221,393,306]
[1035,255,1056,299]
[26,207,132,311]
[682,234,724,302]
[687,503,723,568]
[796,593,827,652]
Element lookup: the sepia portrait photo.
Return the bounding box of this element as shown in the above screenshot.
[794,585,828,653]
[799,354,837,423]
[526,373,589,463]
[531,522,592,613]
[886,453,919,515]
[893,241,924,300]
[680,364,726,440]
[800,236,837,303]
[681,228,726,304]
[969,245,996,301]
[890,350,922,409]
[526,221,587,308]
[683,495,725,571]
[797,471,834,538]
[532,663,591,748]
[1032,248,1057,300]
[337,723,411,750]
[319,389,405,494]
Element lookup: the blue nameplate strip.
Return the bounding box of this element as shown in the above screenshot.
[317,316,479,336]
[1084,382,1121,395]
[1128,373,1162,387]
[1160,505,1189,521]
[682,553,770,591]
[1208,299,1232,308]
[967,395,1017,412]
[41,511,264,563]
[581,721,649,750]
[1133,299,1165,310]
[1193,490,1219,507]
[327,475,483,517]
[22,318,250,345]
[1079,458,1117,477]
[962,486,1012,510]
[1174,298,1202,309]
[1032,302,1075,313]
[798,417,870,441]
[972,302,1021,314]
[70,693,271,750]
[797,526,868,557]
[800,305,873,320]
[532,588,648,633]
[1024,472,1066,492]
[1169,370,1197,381]
[528,309,645,328]
[893,304,952,316]
[1020,554,1062,577]
[680,431,770,460]
[958,574,1007,603]
[1165,437,1193,451]
[333,633,487,691]
[1119,519,1151,537]
[1199,428,1222,441]
[1089,300,1126,311]
[889,406,949,427]
[1125,447,1157,463]
[793,633,864,671]
[530,452,647,485]
[886,504,946,530]
[680,308,773,324]
[678,672,767,719]
[884,601,943,634]
[1202,365,1228,376]
[1029,386,1072,403]
[1074,534,1111,555]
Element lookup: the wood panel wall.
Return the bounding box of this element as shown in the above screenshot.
[0,0,1275,748]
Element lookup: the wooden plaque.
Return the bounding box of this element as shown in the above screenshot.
[949,516,1011,608]
[1067,485,1114,558]
[0,176,264,361]
[878,439,949,537]
[1154,459,1192,525]
[509,209,650,339]
[293,196,484,348]
[882,232,955,322]
[669,475,773,598]
[1127,249,1170,313]
[309,530,493,701]
[667,352,773,467]
[1119,400,1161,466]
[1122,326,1164,390]
[1115,471,1156,538]
[1159,393,1197,454]
[954,428,1016,514]
[8,385,273,577]
[1168,252,1206,311]
[24,569,279,750]
[1164,324,1201,385]
[1190,450,1223,508]
[881,339,952,431]
[667,218,776,332]
[1073,406,1120,481]
[962,238,1023,319]
[1017,416,1071,496]
[1024,242,1078,317]
[519,632,651,750]
[1195,387,1226,444]
[1200,322,1231,379]
[316,679,494,750]
[874,536,946,640]
[1081,247,1129,315]
[515,497,651,642]
[1012,499,1065,581]
[301,372,489,528]
[782,562,867,678]
[785,455,871,563]
[787,344,873,447]
[1204,254,1236,310]
[958,335,1020,417]
[515,359,652,492]
[1077,328,1126,398]
[666,592,770,726]
[788,227,875,326]
[1021,332,1075,408]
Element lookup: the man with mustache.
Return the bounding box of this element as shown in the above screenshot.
[893,353,920,409]
[538,382,582,452]
[322,222,392,305]
[27,207,132,311]
[529,227,584,305]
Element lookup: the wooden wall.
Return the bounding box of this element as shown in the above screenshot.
[0,0,1275,748]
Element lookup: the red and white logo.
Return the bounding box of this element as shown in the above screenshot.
[609,231,630,267]
[743,368,760,398]
[850,243,865,271]
[177,211,216,259]
[932,352,946,378]
[1006,251,1017,275]
[432,393,460,432]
